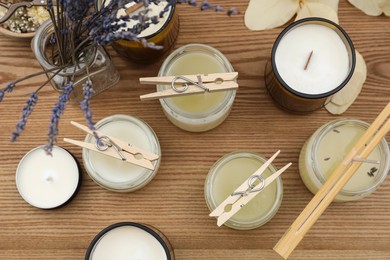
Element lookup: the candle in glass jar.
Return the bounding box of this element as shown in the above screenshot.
[265,18,356,112]
[157,44,237,132]
[82,115,161,192]
[16,146,80,209]
[299,119,390,202]
[85,222,174,260]
[204,152,283,230]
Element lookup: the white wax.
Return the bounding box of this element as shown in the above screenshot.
[113,1,171,38]
[91,226,167,260]
[88,120,152,183]
[16,146,79,209]
[275,24,350,95]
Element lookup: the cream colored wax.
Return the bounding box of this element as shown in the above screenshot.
[90,226,167,260]
[299,119,389,202]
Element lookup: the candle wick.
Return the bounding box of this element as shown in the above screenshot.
[46,176,53,183]
[304,50,314,70]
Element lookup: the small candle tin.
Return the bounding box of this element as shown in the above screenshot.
[204,152,283,230]
[265,17,356,113]
[16,145,81,209]
[157,43,237,132]
[108,1,179,63]
[85,222,175,260]
[299,119,390,202]
[82,114,161,192]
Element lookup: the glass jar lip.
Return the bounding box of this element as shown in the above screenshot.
[82,114,161,192]
[310,118,390,196]
[205,151,283,229]
[271,17,356,99]
[85,222,172,260]
[157,43,236,119]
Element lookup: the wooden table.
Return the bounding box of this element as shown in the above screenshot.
[0,1,389,259]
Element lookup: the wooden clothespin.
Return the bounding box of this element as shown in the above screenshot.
[139,72,239,101]
[64,121,159,170]
[209,150,291,227]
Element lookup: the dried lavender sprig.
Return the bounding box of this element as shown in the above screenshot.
[227,7,239,16]
[44,82,74,155]
[10,92,38,142]
[200,0,213,11]
[80,79,97,132]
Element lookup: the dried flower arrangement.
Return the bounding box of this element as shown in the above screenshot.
[0,0,175,154]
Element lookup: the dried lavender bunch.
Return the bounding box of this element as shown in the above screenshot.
[0,0,174,154]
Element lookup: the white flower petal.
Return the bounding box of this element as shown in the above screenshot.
[245,0,298,31]
[296,2,339,24]
[325,50,367,114]
[348,0,383,16]
[379,0,390,16]
[306,0,339,13]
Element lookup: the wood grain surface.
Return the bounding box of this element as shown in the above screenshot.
[0,1,389,259]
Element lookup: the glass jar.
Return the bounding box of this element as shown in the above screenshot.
[107,0,179,63]
[299,119,390,202]
[85,222,175,260]
[264,18,356,113]
[31,19,120,102]
[82,115,161,192]
[157,44,237,132]
[204,152,283,230]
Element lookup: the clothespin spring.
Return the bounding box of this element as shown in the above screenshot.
[95,136,126,161]
[232,175,266,197]
[171,75,210,93]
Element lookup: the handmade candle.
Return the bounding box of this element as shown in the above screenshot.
[82,115,161,192]
[157,44,237,132]
[299,119,390,202]
[265,18,356,112]
[16,146,80,209]
[85,222,174,260]
[205,152,283,230]
[105,0,179,63]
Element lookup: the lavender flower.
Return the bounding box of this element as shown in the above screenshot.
[200,0,213,11]
[44,82,74,155]
[10,92,38,142]
[188,0,197,6]
[80,80,96,131]
[227,7,239,16]
[215,5,223,12]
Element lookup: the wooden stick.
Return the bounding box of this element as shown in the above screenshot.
[304,50,313,70]
[274,101,390,259]
[125,2,144,14]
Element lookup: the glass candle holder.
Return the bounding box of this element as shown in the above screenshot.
[157,43,237,132]
[16,145,81,209]
[265,17,356,113]
[299,119,390,202]
[106,1,179,63]
[204,152,283,230]
[85,222,175,260]
[82,115,161,192]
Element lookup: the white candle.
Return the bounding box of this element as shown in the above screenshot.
[16,146,80,209]
[205,152,283,230]
[275,24,349,95]
[87,223,171,260]
[83,115,161,192]
[158,44,236,132]
[299,119,390,202]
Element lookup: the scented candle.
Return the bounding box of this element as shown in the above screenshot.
[205,152,283,230]
[157,44,237,132]
[104,0,179,63]
[265,18,356,113]
[299,119,390,202]
[82,115,161,192]
[85,222,174,260]
[16,146,81,209]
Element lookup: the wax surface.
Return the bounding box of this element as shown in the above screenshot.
[165,52,228,113]
[88,120,153,183]
[91,226,167,260]
[114,1,171,38]
[275,24,350,95]
[317,124,381,191]
[16,146,79,209]
[212,157,278,223]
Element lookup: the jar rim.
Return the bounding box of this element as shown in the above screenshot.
[310,118,390,196]
[82,114,161,192]
[157,43,236,119]
[204,151,283,230]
